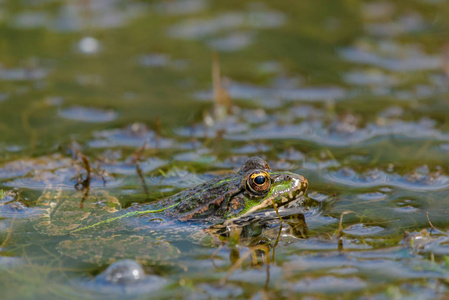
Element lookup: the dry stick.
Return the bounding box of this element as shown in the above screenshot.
[79,153,91,186]
[336,211,354,238]
[212,52,231,120]
[133,140,149,196]
[73,151,93,208]
[136,164,149,196]
[79,185,90,209]
[426,212,437,231]
[219,244,270,285]
[335,211,354,252]
[74,152,92,190]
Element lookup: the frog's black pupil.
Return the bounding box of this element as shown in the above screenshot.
[254,175,266,185]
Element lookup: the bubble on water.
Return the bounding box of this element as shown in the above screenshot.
[73,259,167,296]
[97,260,146,284]
[59,106,117,123]
[77,37,100,54]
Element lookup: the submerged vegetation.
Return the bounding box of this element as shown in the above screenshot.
[1,0,449,299]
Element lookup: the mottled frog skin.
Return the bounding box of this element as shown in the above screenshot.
[157,157,308,221]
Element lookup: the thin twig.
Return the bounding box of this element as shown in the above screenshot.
[426,212,437,231]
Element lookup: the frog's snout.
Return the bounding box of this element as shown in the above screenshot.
[289,173,308,199]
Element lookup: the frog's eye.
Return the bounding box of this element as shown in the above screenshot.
[246,170,271,196]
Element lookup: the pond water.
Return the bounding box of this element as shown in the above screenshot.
[1,0,449,298]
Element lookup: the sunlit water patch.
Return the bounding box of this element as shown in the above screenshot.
[58,106,118,123]
[10,1,148,31]
[194,80,346,102]
[167,7,286,51]
[339,41,442,72]
[325,166,449,191]
[88,123,174,148]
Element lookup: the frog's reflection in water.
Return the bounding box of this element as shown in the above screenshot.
[209,212,309,268]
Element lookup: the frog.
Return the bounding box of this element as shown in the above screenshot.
[159,156,308,221]
[31,157,308,265]
[70,156,309,232]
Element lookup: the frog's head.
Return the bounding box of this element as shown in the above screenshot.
[224,157,308,219]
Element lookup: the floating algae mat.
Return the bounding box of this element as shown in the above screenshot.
[1,0,449,299]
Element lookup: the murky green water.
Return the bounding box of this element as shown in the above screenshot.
[1,0,449,299]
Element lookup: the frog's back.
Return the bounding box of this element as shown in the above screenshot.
[162,174,241,220]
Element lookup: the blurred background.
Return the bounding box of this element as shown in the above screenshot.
[1,0,447,156]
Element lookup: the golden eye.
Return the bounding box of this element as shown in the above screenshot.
[246,170,271,195]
